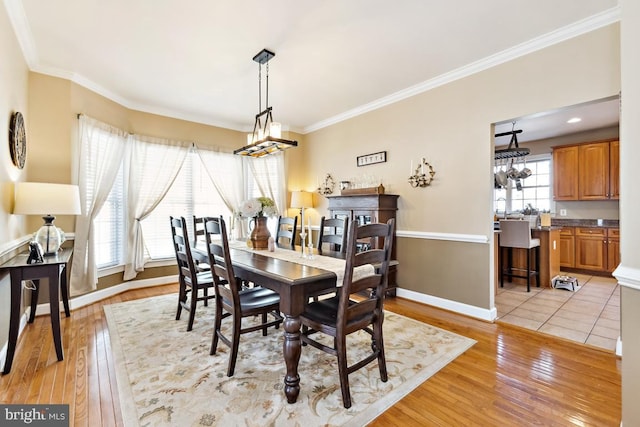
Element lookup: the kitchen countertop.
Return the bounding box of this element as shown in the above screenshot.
[551,218,619,228]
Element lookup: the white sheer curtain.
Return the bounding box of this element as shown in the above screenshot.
[122,135,191,280]
[71,115,128,295]
[195,146,245,234]
[246,152,286,214]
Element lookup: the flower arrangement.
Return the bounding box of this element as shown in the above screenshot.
[238,197,277,218]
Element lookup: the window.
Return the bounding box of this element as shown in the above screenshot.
[94,165,126,268]
[140,151,231,260]
[494,155,551,214]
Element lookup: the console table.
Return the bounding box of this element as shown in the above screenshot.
[1,247,72,374]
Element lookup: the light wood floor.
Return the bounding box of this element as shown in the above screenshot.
[0,284,621,426]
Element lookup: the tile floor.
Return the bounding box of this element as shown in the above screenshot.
[495,272,620,352]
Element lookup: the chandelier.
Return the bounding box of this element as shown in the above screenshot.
[234,48,298,157]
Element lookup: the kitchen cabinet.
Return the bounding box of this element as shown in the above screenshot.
[327,194,399,295]
[553,146,579,200]
[559,226,575,268]
[575,227,606,271]
[578,142,610,200]
[552,139,619,201]
[607,228,620,272]
[609,140,620,200]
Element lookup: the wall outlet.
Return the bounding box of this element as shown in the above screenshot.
[560,209,567,217]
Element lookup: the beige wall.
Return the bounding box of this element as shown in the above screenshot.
[297,25,620,311]
[620,1,640,424]
[0,2,30,362]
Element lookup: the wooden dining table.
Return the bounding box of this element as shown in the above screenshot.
[196,243,341,404]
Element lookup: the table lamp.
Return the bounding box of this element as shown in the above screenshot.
[14,182,82,255]
[290,191,313,257]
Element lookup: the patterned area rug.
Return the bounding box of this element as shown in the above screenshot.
[105,294,475,426]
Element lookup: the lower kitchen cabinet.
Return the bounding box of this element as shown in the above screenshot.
[575,227,607,271]
[559,226,575,268]
[607,228,620,273]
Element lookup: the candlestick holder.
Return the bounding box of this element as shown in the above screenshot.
[408,158,436,188]
[299,231,308,258]
[307,242,314,259]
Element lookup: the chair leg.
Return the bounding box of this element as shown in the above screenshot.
[176,280,186,320]
[335,335,352,409]
[210,299,223,355]
[374,318,388,382]
[499,247,504,288]
[187,286,197,331]
[227,314,242,377]
[526,248,531,292]
[535,246,541,288]
[203,286,208,306]
[262,313,268,336]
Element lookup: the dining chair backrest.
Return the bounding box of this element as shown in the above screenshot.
[190,216,206,248]
[203,216,242,305]
[499,219,540,249]
[340,218,395,325]
[275,215,298,249]
[317,216,349,253]
[170,216,198,288]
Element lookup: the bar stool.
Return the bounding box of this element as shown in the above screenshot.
[499,219,540,292]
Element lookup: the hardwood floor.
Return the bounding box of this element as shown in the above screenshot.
[1,284,621,426]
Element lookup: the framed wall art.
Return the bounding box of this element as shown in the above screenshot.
[356,151,386,167]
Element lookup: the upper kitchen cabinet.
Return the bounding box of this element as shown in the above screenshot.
[553,146,579,200]
[609,140,620,199]
[552,139,619,201]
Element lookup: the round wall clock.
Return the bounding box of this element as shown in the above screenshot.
[9,111,27,169]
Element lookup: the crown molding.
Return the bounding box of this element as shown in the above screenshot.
[5,1,620,135]
[303,6,621,134]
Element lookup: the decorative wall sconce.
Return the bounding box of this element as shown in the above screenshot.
[317,173,335,195]
[408,158,436,188]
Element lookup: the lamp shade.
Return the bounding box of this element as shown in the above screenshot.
[14,182,81,215]
[290,191,313,209]
[14,182,81,255]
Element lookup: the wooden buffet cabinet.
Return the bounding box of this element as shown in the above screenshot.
[552,139,619,201]
[327,194,399,295]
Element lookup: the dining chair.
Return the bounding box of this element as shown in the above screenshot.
[316,216,349,254]
[274,215,298,249]
[300,218,395,408]
[203,216,283,377]
[170,216,216,331]
[190,215,211,272]
[499,219,540,292]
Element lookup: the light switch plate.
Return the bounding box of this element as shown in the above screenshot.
[560,209,567,217]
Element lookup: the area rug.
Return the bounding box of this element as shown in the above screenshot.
[104,294,475,427]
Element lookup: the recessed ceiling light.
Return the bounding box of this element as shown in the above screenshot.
[567,117,582,124]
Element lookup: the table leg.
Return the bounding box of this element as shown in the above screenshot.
[3,275,22,374]
[29,279,40,323]
[60,265,70,317]
[283,314,301,403]
[49,273,64,361]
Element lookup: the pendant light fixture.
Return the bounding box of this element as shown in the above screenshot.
[234,48,298,157]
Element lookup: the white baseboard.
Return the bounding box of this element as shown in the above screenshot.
[0,311,31,372]
[616,336,622,357]
[28,275,179,317]
[396,288,497,321]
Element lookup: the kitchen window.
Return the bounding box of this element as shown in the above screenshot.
[494,155,551,214]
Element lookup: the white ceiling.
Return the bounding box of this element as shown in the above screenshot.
[6,0,620,135]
